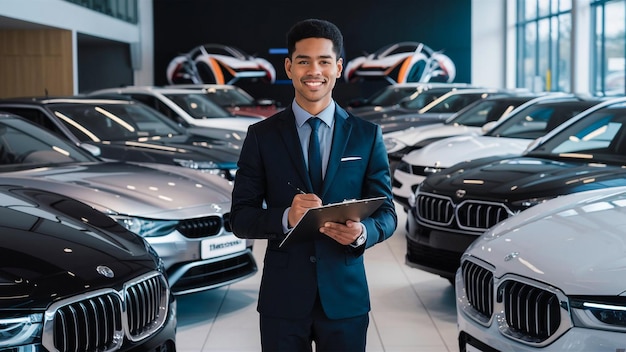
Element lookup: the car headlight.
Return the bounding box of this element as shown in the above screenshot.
[384,137,406,154]
[570,297,626,331]
[0,313,43,348]
[111,216,178,237]
[510,196,556,208]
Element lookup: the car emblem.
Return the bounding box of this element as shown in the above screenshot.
[504,252,519,262]
[456,189,466,198]
[96,265,115,278]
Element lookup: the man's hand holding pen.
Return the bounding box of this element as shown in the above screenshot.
[288,191,322,228]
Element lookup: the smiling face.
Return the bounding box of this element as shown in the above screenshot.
[285,37,343,115]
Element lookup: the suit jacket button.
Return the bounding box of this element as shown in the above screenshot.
[309,256,317,263]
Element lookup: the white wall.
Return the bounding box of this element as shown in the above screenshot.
[471,0,507,88]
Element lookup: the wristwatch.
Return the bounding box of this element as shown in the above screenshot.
[351,234,366,247]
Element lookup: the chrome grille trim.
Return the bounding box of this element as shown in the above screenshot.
[458,256,495,326]
[42,271,169,352]
[462,260,494,320]
[458,257,573,347]
[456,199,514,231]
[415,192,454,226]
[415,191,514,232]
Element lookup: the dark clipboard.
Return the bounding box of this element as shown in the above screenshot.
[279,196,386,247]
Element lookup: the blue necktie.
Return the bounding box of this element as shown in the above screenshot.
[307,117,323,194]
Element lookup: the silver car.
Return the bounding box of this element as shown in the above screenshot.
[0,112,257,295]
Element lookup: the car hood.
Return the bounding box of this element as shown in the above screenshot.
[385,123,480,145]
[423,156,626,201]
[0,205,156,308]
[1,162,233,219]
[466,186,626,295]
[404,135,532,167]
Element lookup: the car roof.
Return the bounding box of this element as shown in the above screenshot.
[0,96,136,105]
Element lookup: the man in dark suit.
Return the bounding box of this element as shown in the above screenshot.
[230,18,397,352]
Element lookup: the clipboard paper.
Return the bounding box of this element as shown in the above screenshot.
[279,196,386,247]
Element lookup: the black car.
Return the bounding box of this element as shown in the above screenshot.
[406,96,626,282]
[0,96,243,180]
[0,184,176,351]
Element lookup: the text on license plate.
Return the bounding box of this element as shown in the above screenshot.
[201,235,246,259]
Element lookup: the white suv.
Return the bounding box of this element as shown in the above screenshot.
[457,186,626,351]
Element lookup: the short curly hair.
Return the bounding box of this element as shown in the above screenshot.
[286,19,343,60]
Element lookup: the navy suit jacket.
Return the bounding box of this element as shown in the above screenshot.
[230,104,397,320]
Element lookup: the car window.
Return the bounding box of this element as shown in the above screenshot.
[0,107,65,136]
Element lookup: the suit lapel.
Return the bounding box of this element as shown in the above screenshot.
[322,107,352,197]
[277,108,313,191]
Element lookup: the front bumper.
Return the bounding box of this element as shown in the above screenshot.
[405,206,476,279]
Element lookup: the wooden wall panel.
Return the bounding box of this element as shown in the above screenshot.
[0,29,73,98]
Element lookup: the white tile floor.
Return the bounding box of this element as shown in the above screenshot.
[175,202,459,351]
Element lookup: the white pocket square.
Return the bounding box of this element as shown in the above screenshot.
[341,156,362,162]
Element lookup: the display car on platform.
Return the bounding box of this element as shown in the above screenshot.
[166,43,276,85]
[343,41,456,84]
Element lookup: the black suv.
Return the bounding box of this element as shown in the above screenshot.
[0,184,176,351]
[406,97,626,282]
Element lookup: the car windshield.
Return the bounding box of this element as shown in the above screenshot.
[165,93,233,119]
[202,87,254,106]
[417,93,491,114]
[399,90,448,110]
[486,101,599,140]
[52,102,184,142]
[528,101,626,164]
[444,98,532,127]
[0,117,96,169]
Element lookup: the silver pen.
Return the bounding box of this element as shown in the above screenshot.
[288,181,306,194]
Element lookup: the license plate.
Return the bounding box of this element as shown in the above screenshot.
[201,235,246,259]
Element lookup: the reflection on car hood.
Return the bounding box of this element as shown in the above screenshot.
[466,186,626,295]
[0,200,155,308]
[188,117,260,132]
[385,123,479,145]
[404,135,532,167]
[96,133,240,163]
[2,162,232,219]
[423,156,626,200]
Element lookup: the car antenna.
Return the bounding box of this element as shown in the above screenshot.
[44,88,48,98]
